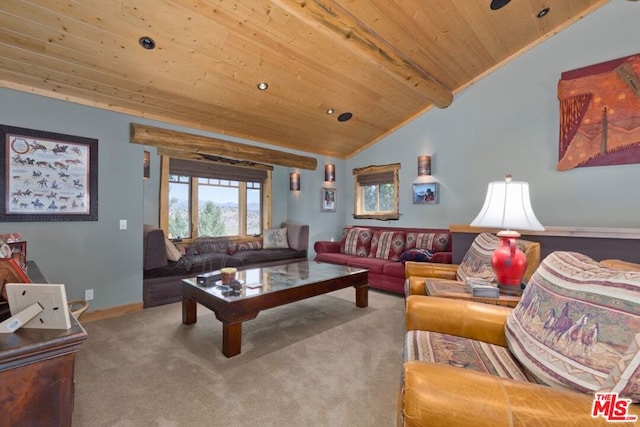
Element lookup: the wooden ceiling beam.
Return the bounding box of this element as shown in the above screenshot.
[130,123,317,170]
[273,0,454,109]
[156,148,274,171]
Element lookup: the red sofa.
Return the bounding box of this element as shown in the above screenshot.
[314,225,452,294]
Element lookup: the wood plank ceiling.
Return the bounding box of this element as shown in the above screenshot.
[0,0,608,162]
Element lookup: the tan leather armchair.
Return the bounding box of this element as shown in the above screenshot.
[405,232,541,296]
[399,296,640,426]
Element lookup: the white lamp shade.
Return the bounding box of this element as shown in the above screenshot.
[471,180,544,231]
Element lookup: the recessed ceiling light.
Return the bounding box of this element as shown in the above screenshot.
[537,7,550,18]
[139,36,156,50]
[326,108,335,115]
[257,82,269,91]
[337,112,353,122]
[489,0,511,10]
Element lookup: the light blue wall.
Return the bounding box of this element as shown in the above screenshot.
[1,1,637,311]
[344,0,640,232]
[0,88,341,310]
[0,90,143,310]
[286,159,345,246]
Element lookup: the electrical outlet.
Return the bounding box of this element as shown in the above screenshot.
[85,289,94,301]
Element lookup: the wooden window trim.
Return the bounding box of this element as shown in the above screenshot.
[352,163,400,220]
[160,155,272,241]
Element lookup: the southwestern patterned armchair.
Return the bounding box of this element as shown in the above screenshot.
[399,251,640,426]
[405,232,541,296]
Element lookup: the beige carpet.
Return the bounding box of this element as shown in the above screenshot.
[72,288,405,427]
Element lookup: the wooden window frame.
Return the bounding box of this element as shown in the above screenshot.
[352,163,400,220]
[159,156,272,243]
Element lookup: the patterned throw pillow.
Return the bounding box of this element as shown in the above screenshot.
[505,251,640,399]
[228,241,263,255]
[601,333,640,402]
[368,231,406,261]
[405,232,450,253]
[455,233,499,283]
[165,238,182,261]
[340,227,373,257]
[263,228,289,249]
[456,233,537,284]
[399,249,433,264]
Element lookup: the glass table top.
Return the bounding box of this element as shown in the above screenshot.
[182,260,367,302]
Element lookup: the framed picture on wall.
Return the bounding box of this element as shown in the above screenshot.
[321,187,337,212]
[412,182,438,204]
[0,124,99,222]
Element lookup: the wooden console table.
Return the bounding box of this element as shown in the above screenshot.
[0,261,87,427]
[425,278,520,308]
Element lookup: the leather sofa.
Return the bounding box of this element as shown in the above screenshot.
[314,225,452,294]
[143,222,309,307]
[399,252,640,426]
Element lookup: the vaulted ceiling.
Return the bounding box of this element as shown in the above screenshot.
[0,0,608,161]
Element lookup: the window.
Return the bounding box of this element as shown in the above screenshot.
[162,157,271,240]
[353,163,400,220]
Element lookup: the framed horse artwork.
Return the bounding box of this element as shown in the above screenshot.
[0,124,98,222]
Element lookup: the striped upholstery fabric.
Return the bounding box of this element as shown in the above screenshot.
[228,240,262,255]
[405,330,530,382]
[405,232,450,253]
[368,231,406,261]
[505,251,640,400]
[602,333,640,402]
[340,227,373,257]
[456,233,500,283]
[456,233,536,284]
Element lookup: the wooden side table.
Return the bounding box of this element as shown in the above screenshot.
[424,278,520,308]
[0,261,87,427]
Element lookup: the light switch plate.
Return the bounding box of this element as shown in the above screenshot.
[6,283,71,330]
[119,219,127,230]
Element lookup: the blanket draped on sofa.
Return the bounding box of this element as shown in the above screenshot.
[143,222,309,307]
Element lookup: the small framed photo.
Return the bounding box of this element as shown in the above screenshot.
[412,182,438,204]
[6,283,71,330]
[7,241,27,270]
[321,187,337,212]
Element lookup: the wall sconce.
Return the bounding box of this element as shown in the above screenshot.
[417,155,431,176]
[289,172,300,191]
[324,164,335,182]
[143,150,150,179]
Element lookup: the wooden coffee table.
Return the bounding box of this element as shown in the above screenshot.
[181,261,368,357]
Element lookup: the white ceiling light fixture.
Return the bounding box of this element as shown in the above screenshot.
[257,82,269,91]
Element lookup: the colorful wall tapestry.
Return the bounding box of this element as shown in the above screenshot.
[557,54,640,171]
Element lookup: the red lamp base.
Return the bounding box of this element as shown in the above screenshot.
[492,230,527,296]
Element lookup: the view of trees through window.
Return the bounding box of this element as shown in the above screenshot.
[168,175,261,239]
[353,163,399,220]
[363,183,395,213]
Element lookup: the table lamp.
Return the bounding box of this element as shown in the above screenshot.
[470,175,544,294]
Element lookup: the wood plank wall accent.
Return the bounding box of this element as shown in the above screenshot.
[449,225,640,265]
[130,123,318,170]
